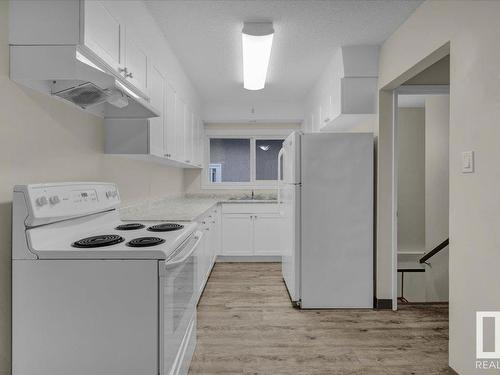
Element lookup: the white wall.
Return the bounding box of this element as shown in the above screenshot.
[397,108,426,251]
[396,107,426,302]
[424,95,449,302]
[377,1,500,372]
[0,2,188,373]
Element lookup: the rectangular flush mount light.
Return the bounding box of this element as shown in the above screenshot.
[242,22,274,91]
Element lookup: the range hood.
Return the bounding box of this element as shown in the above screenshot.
[321,45,379,131]
[10,45,159,119]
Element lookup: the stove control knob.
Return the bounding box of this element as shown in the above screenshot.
[35,196,48,207]
[49,195,60,205]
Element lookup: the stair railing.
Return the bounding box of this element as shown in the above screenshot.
[419,238,449,265]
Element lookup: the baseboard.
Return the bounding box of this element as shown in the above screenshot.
[374,298,393,310]
[216,255,282,262]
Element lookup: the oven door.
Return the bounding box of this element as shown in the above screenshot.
[159,231,203,375]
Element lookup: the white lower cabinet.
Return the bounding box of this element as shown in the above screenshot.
[222,214,254,255]
[253,214,282,255]
[221,204,283,256]
[195,206,221,300]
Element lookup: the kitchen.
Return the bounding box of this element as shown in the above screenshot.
[2,1,499,375]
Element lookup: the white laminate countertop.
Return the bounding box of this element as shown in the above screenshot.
[119,195,277,222]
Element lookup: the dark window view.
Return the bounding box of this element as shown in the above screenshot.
[256,139,284,180]
[209,138,251,182]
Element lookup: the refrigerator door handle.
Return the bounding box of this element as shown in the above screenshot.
[277,148,284,215]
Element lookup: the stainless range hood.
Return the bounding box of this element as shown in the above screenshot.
[10,45,159,119]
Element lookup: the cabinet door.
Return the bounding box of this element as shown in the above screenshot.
[164,82,176,160]
[124,32,148,94]
[194,236,206,298]
[195,117,204,167]
[184,109,194,164]
[83,0,123,72]
[209,210,219,261]
[222,214,253,255]
[321,95,332,126]
[148,65,164,157]
[192,116,200,166]
[200,224,211,287]
[175,98,186,162]
[253,214,283,255]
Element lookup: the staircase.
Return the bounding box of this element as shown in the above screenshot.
[397,238,449,303]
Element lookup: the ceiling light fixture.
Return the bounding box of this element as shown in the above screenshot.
[242,22,274,91]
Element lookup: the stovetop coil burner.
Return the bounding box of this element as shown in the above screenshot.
[115,223,146,231]
[126,237,165,247]
[147,223,184,232]
[72,234,124,248]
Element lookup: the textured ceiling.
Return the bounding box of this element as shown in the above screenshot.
[145,0,422,118]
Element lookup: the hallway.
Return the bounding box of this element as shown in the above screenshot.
[189,263,450,375]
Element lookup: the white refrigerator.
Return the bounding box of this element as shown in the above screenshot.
[278,131,373,308]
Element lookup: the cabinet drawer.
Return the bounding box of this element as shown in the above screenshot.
[221,203,278,214]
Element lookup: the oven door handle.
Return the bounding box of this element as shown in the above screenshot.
[165,231,203,269]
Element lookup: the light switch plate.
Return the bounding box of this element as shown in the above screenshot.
[462,151,474,173]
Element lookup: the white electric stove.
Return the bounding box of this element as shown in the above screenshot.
[12,182,202,375]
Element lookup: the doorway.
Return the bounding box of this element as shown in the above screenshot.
[395,85,450,306]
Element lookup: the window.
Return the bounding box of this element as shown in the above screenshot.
[206,136,284,188]
[255,139,283,180]
[209,138,251,183]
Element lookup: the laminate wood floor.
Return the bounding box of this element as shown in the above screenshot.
[188,263,450,375]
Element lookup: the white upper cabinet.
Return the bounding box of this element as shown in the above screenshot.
[84,1,148,96]
[9,0,80,45]
[184,110,194,164]
[193,115,203,167]
[175,98,186,162]
[321,94,333,126]
[124,32,148,95]
[83,1,123,73]
[305,46,379,132]
[10,0,203,169]
[148,64,165,157]
[164,82,177,160]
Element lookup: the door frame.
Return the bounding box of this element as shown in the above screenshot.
[391,84,450,309]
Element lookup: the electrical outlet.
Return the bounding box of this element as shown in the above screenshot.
[462,151,474,173]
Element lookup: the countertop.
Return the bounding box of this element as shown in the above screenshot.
[120,194,277,222]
